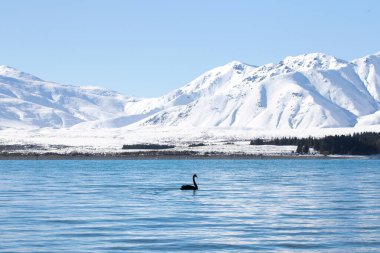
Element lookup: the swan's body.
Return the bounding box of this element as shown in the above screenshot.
[181,174,198,190]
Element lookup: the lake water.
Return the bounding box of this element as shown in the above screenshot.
[0,159,379,252]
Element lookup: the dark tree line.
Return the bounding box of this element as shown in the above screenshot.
[250,132,380,155]
[122,144,175,150]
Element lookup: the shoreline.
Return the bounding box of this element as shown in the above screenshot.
[0,152,375,160]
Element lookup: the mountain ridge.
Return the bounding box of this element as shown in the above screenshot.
[1,52,380,130]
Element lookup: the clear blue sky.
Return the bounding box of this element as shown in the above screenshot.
[1,0,379,97]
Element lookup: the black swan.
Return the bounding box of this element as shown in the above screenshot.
[181,174,198,190]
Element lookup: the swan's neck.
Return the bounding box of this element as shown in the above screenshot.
[193,177,198,190]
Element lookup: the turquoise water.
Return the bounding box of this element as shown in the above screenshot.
[0,159,379,252]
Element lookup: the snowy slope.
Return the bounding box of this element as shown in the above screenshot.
[133,53,380,129]
[1,52,380,130]
[352,53,380,103]
[0,66,131,129]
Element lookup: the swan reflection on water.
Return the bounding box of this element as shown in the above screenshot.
[180,174,198,190]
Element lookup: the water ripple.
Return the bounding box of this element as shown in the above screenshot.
[0,159,380,252]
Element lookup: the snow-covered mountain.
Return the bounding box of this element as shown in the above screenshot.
[1,52,380,130]
[0,65,131,129]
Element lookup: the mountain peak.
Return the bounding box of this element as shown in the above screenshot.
[0,65,42,81]
[353,52,380,64]
[282,52,347,70]
[225,60,255,68]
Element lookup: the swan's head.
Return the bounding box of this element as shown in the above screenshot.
[193,174,198,178]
